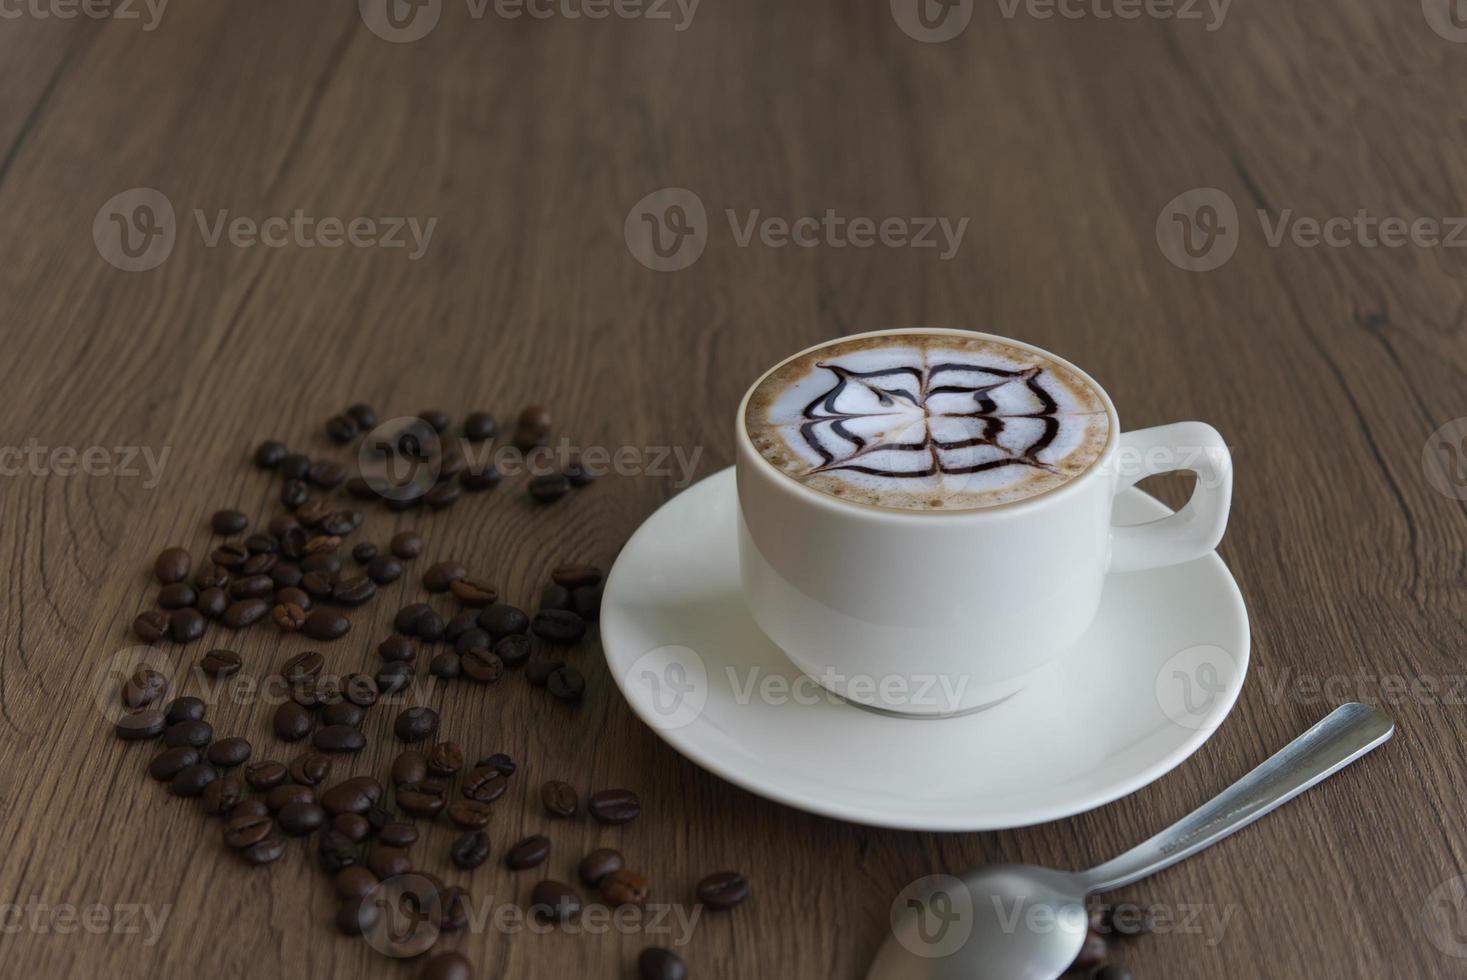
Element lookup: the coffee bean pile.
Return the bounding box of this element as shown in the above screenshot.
[111,406,746,979]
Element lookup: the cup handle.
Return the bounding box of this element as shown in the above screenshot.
[1109,422,1233,573]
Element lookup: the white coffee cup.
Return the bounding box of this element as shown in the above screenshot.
[735,328,1233,716]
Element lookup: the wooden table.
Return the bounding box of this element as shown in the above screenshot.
[2,1,1463,977]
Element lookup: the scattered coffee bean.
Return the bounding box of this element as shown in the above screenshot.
[423,561,467,593]
[564,455,597,486]
[230,574,274,600]
[274,702,313,742]
[1094,965,1133,980]
[525,652,561,687]
[158,582,197,610]
[417,408,450,433]
[245,761,288,791]
[267,784,316,812]
[303,609,350,640]
[460,465,502,491]
[637,947,687,980]
[528,473,572,503]
[211,509,248,535]
[289,752,332,786]
[392,752,427,786]
[696,871,749,910]
[394,603,432,634]
[515,405,552,448]
[223,599,269,628]
[207,737,252,768]
[253,440,288,469]
[462,651,504,684]
[272,800,324,835]
[163,697,206,724]
[334,813,372,843]
[281,479,310,509]
[455,627,490,655]
[321,778,383,817]
[326,414,359,445]
[461,769,507,804]
[540,583,573,611]
[366,556,402,584]
[390,532,423,560]
[394,707,439,742]
[202,776,245,816]
[164,719,213,749]
[273,602,307,632]
[240,552,277,576]
[419,951,472,980]
[398,780,449,819]
[427,741,464,777]
[505,834,550,870]
[331,575,376,607]
[170,763,218,797]
[439,886,470,932]
[446,800,493,830]
[449,578,497,607]
[429,652,462,679]
[589,789,641,825]
[476,753,515,777]
[148,746,200,782]
[240,834,287,866]
[449,830,490,870]
[494,634,532,667]
[223,813,275,849]
[309,460,347,489]
[170,608,208,643]
[317,830,362,873]
[320,701,365,728]
[121,668,167,709]
[302,570,337,598]
[233,799,271,819]
[552,564,602,589]
[335,866,379,902]
[270,563,303,589]
[425,482,461,510]
[378,634,417,664]
[477,604,528,639]
[321,510,363,536]
[200,649,241,677]
[314,725,366,754]
[211,541,249,569]
[573,584,603,619]
[305,534,342,556]
[344,673,379,706]
[292,675,342,709]
[376,662,414,695]
[530,880,580,923]
[280,650,325,685]
[532,608,586,643]
[133,610,170,642]
[547,665,585,701]
[444,611,478,642]
[346,403,378,429]
[379,821,418,848]
[541,781,578,818]
[602,868,650,906]
[416,609,445,641]
[246,533,279,554]
[579,848,624,887]
[459,411,496,441]
[280,453,311,480]
[196,587,228,619]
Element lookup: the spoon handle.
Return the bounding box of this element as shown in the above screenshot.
[1078,702,1394,894]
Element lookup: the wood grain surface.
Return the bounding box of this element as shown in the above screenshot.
[1,1,1465,977]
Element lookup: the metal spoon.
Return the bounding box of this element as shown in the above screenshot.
[868,702,1394,980]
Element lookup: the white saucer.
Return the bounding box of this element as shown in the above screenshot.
[601,468,1249,831]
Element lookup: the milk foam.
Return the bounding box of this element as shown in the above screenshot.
[744,334,1111,511]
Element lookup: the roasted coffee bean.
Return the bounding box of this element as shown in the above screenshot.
[331,575,376,607]
[423,561,467,593]
[394,603,431,634]
[344,673,379,707]
[233,799,271,819]
[563,455,597,487]
[516,405,552,441]
[273,602,307,632]
[476,752,516,776]
[223,813,275,849]
[346,403,378,429]
[1073,931,1108,970]
[552,564,602,589]
[589,789,641,825]
[333,814,372,844]
[281,479,310,510]
[321,511,363,537]
[449,830,490,870]
[133,610,170,642]
[281,651,325,685]
[419,952,472,980]
[164,719,213,749]
[398,780,448,818]
[274,576,308,601]
[196,587,228,619]
[116,709,166,741]
[254,440,288,469]
[350,542,377,564]
[158,582,197,610]
[367,843,412,880]
[211,509,249,535]
[548,666,585,701]
[345,476,376,500]
[320,701,365,728]
[301,570,337,598]
[149,746,200,782]
[289,752,332,786]
[416,609,445,641]
[573,584,603,619]
[202,773,246,816]
[532,609,586,643]
[449,578,497,607]
[637,948,686,980]
[305,534,342,556]
[394,707,439,742]
[246,532,279,554]
[391,751,428,786]
[170,608,208,643]
[230,574,274,600]
[279,525,308,561]
[528,473,572,503]
[478,604,529,639]
[530,880,580,923]
[1094,965,1133,980]
[296,498,332,528]
[122,668,168,709]
[461,651,505,684]
[541,781,578,818]
[280,453,311,480]
[429,652,461,679]
[425,482,461,510]
[246,760,288,791]
[314,725,366,753]
[419,409,451,433]
[211,541,250,569]
[461,411,497,441]
[390,531,423,560]
[696,871,749,910]
[300,553,342,574]
[164,696,206,724]
[270,561,304,588]
[375,662,414,695]
[460,465,502,491]
[333,897,378,937]
[379,821,418,848]
[317,830,362,873]
[273,702,313,742]
[364,555,402,585]
[223,599,269,628]
[326,414,359,444]
[335,866,379,901]
[485,634,527,669]
[540,583,573,611]
[170,763,218,797]
[321,777,383,816]
[525,652,560,687]
[444,611,477,643]
[304,609,350,640]
[579,848,624,887]
[278,801,327,836]
[267,783,316,812]
[460,768,507,804]
[426,741,464,777]
[441,799,489,830]
[309,460,347,489]
[292,675,342,709]
[505,834,550,869]
[439,889,471,932]
[200,649,241,678]
[240,552,277,576]
[240,834,287,866]
[454,628,490,655]
[378,634,417,663]
[602,868,650,907]
[207,737,252,768]
[269,513,301,537]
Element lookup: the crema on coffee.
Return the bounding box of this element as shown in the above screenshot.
[743,333,1111,511]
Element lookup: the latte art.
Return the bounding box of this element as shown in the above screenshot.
[744,333,1111,510]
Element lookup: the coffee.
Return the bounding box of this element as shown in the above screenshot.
[744,332,1111,511]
